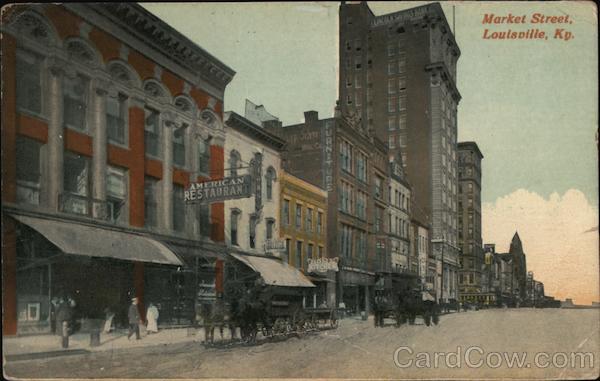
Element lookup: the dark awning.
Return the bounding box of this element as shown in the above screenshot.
[230,253,315,288]
[13,214,183,266]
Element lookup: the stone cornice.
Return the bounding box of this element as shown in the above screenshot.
[370,2,460,57]
[65,3,235,96]
[426,61,461,103]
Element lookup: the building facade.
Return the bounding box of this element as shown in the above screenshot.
[1,4,235,335]
[457,142,484,302]
[387,161,411,273]
[267,109,389,315]
[279,171,331,307]
[222,111,285,258]
[339,2,462,303]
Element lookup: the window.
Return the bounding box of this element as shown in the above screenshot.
[388,135,396,149]
[295,203,302,229]
[399,115,407,131]
[16,137,42,205]
[355,56,362,70]
[249,216,257,248]
[317,212,323,234]
[107,95,127,145]
[229,150,240,177]
[387,79,396,95]
[144,177,158,228]
[265,167,276,200]
[172,126,186,167]
[63,152,90,215]
[398,77,407,91]
[197,138,210,174]
[107,166,127,223]
[375,207,383,233]
[295,241,303,269]
[285,239,291,263]
[230,210,240,246]
[306,208,313,232]
[63,74,88,131]
[356,152,367,182]
[399,94,407,111]
[355,75,362,88]
[144,108,160,157]
[388,97,397,113]
[16,49,42,115]
[199,204,210,237]
[266,218,275,240]
[357,191,367,219]
[374,176,383,199]
[172,184,185,232]
[388,61,396,75]
[283,199,290,225]
[318,246,324,258]
[387,44,396,57]
[340,140,353,173]
[307,244,314,269]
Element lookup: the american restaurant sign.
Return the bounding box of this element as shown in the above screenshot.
[184,175,252,203]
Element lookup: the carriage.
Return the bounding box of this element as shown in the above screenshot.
[374,272,440,327]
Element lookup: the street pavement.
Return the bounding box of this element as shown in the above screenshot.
[3,308,599,379]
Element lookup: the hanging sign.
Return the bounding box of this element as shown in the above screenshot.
[185,175,252,203]
[307,257,340,273]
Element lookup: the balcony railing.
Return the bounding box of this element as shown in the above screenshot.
[59,193,114,220]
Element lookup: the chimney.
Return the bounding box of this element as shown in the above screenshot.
[304,111,319,125]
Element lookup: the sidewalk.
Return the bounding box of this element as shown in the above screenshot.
[3,326,215,361]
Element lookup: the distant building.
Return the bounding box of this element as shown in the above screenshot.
[457,142,484,302]
[388,160,412,274]
[266,108,389,315]
[339,2,462,303]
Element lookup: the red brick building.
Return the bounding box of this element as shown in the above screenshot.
[1,4,234,335]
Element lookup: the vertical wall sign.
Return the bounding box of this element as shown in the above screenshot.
[322,120,334,192]
[254,152,263,212]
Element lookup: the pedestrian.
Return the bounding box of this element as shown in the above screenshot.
[127,297,142,340]
[104,307,115,333]
[146,302,159,334]
[56,297,74,348]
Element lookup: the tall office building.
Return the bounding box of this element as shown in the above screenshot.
[457,142,484,302]
[339,2,461,301]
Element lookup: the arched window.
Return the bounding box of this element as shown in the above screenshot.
[229,150,241,177]
[265,166,277,200]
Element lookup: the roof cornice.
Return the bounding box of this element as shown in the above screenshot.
[425,61,461,103]
[225,112,287,151]
[69,3,235,92]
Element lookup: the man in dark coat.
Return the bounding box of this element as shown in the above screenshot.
[128,297,142,340]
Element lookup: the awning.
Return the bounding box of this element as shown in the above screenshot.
[12,214,183,266]
[230,253,315,288]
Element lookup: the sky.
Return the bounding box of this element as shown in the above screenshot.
[142,2,598,304]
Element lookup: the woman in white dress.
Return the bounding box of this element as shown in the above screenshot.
[146,303,159,334]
